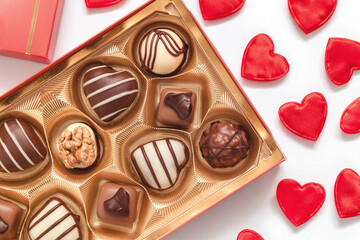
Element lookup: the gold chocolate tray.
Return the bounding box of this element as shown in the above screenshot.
[0,0,285,239]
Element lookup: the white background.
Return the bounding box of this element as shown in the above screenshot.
[1,0,360,239]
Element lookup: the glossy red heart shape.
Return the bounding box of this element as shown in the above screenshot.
[325,38,360,85]
[199,0,245,20]
[237,229,264,240]
[335,169,360,218]
[241,34,289,81]
[288,0,337,34]
[278,92,327,141]
[277,179,326,227]
[340,97,360,134]
[85,0,122,8]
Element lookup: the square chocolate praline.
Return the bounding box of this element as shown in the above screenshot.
[0,198,21,240]
[156,88,197,127]
[96,183,138,227]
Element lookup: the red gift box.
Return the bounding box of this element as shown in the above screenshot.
[0,0,64,63]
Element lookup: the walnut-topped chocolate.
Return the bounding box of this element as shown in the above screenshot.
[58,123,99,169]
[199,120,250,168]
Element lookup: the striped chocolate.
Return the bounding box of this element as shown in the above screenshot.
[0,119,47,174]
[139,28,188,76]
[131,138,189,190]
[28,197,82,240]
[82,64,139,122]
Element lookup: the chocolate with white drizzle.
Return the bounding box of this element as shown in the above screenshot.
[199,120,250,168]
[82,64,139,122]
[0,119,47,174]
[139,28,188,76]
[131,138,189,190]
[28,197,82,240]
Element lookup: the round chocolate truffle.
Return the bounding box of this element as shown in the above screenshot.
[82,64,139,122]
[139,28,188,76]
[58,123,99,169]
[0,119,47,174]
[199,120,250,168]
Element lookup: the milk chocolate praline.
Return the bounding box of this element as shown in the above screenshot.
[58,123,99,169]
[199,120,250,168]
[0,119,47,174]
[156,88,197,127]
[97,183,138,227]
[0,198,21,240]
[139,28,188,76]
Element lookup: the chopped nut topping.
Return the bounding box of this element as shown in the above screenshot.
[58,125,97,168]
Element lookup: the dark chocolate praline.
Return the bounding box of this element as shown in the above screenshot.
[199,120,250,168]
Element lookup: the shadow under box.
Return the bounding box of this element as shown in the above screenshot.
[69,55,147,132]
[45,108,112,183]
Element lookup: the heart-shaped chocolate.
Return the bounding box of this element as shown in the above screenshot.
[82,64,139,122]
[131,138,189,190]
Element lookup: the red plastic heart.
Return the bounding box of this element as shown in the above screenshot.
[199,0,245,20]
[325,38,360,85]
[288,0,337,34]
[237,229,264,240]
[241,34,289,81]
[85,0,122,8]
[335,169,360,218]
[277,179,326,227]
[340,97,360,134]
[278,92,327,141]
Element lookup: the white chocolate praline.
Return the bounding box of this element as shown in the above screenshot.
[139,28,187,76]
[28,198,82,240]
[58,123,98,169]
[131,138,189,190]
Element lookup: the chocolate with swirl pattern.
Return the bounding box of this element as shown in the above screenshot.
[199,120,250,168]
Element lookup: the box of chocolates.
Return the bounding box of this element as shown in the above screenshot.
[0,0,285,239]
